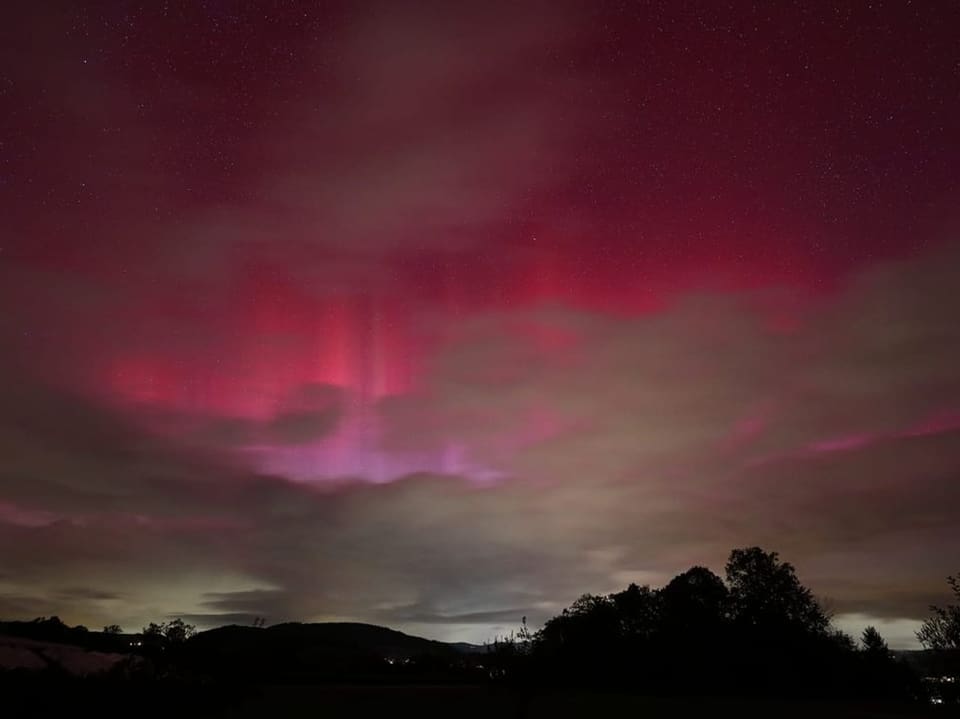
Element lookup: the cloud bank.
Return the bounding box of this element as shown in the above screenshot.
[2,244,959,646]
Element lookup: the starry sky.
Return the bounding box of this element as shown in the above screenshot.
[1,1,959,647]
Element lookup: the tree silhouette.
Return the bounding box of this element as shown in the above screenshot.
[917,573,960,651]
[164,617,196,643]
[142,618,196,645]
[539,593,621,652]
[610,583,661,640]
[531,549,861,694]
[725,546,830,635]
[653,566,730,692]
[660,566,728,631]
[861,626,889,655]
[830,628,857,652]
[103,624,123,635]
[721,548,845,696]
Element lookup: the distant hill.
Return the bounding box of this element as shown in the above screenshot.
[449,641,489,654]
[895,648,960,677]
[191,621,464,659]
[0,618,487,681]
[182,622,485,682]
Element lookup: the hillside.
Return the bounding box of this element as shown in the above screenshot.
[0,618,485,681]
[181,622,481,682]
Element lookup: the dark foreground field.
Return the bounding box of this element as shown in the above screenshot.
[9,682,958,719]
[250,686,958,719]
[248,686,959,719]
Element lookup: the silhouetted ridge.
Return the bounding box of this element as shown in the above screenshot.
[191,621,457,657]
[179,621,469,684]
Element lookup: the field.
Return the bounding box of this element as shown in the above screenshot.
[7,675,959,718]
[200,685,959,718]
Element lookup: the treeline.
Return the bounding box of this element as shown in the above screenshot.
[489,547,944,702]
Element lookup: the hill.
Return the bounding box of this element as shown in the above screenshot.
[192,621,462,659]
[0,618,486,681]
[178,622,483,683]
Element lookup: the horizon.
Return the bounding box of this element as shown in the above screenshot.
[0,548,938,651]
[0,608,931,652]
[2,2,959,656]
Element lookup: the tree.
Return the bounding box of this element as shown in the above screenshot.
[660,566,728,631]
[142,618,196,645]
[539,593,620,648]
[487,546,929,701]
[536,592,625,681]
[103,624,123,635]
[830,629,857,652]
[143,622,165,638]
[861,626,889,655]
[163,617,196,643]
[655,566,730,691]
[917,573,960,650]
[725,547,830,635]
[27,616,70,641]
[610,583,661,640]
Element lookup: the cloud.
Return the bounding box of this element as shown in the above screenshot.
[255,1,587,256]
[2,1,595,309]
[183,383,346,448]
[370,242,960,633]
[265,384,345,445]
[1,245,959,647]
[55,587,123,602]
[376,604,535,626]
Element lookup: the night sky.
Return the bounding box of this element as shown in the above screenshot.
[2,1,959,647]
